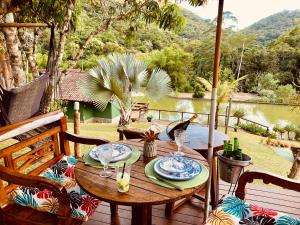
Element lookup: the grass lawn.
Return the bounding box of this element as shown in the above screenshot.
[67,121,299,180]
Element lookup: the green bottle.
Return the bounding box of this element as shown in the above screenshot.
[223,140,228,156]
[233,137,239,151]
[236,148,243,160]
[227,143,233,158]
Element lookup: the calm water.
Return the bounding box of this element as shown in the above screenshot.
[136,97,300,127]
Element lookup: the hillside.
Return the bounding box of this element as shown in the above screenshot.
[179,8,211,40]
[246,10,300,45]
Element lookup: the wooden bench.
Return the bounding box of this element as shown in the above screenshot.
[0,111,109,225]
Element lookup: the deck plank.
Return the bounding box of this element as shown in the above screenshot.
[84,182,300,225]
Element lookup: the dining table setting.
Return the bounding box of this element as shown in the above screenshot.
[74,128,209,225]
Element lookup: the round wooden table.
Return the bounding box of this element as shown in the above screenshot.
[75,139,209,225]
[158,124,229,158]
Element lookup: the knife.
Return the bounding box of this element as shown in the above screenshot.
[147,175,184,191]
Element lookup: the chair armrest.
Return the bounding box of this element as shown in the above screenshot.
[64,131,109,145]
[235,171,300,200]
[0,166,71,218]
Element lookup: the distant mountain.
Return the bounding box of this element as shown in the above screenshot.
[179,8,211,40]
[246,10,300,45]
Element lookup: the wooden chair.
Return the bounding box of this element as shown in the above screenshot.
[0,111,109,225]
[205,171,300,224]
[117,127,145,140]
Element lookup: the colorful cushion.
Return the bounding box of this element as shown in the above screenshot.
[10,156,100,221]
[205,195,300,225]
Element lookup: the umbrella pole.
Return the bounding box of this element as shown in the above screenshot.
[204,0,224,221]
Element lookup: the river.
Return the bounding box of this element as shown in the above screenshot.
[136,97,300,128]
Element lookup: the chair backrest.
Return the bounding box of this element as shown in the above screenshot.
[117,128,145,140]
[0,111,70,204]
[0,73,49,125]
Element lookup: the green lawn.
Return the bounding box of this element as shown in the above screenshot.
[67,121,299,180]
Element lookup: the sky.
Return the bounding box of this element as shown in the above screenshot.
[179,0,300,29]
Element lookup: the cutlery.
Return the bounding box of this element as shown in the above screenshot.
[147,175,184,191]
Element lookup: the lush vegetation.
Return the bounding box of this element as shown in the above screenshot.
[246,10,300,45]
[239,123,275,138]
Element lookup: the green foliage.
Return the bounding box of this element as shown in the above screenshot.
[246,10,300,44]
[255,73,279,92]
[145,44,194,91]
[275,84,297,103]
[233,109,246,119]
[36,53,48,69]
[192,84,205,98]
[239,123,270,137]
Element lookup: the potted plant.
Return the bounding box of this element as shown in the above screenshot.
[142,129,159,157]
[217,138,252,183]
[146,114,153,122]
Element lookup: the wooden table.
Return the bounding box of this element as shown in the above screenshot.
[75,139,208,225]
[159,124,229,207]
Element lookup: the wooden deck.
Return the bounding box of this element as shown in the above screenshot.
[84,182,300,225]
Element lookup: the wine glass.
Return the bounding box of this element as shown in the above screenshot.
[174,129,186,156]
[98,145,113,177]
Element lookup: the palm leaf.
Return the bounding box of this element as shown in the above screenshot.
[40,198,60,213]
[221,196,250,219]
[276,215,300,225]
[14,192,39,209]
[206,209,235,225]
[145,68,172,100]
[197,77,212,91]
[79,76,112,111]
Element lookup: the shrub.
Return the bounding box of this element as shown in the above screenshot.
[273,124,285,139]
[239,123,270,137]
[193,84,205,98]
[275,84,296,104]
[257,89,277,102]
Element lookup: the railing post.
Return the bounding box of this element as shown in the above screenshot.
[207,114,210,126]
[181,112,184,121]
[74,102,81,158]
[159,110,161,120]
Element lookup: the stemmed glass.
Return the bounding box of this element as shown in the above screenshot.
[98,145,113,177]
[174,129,186,156]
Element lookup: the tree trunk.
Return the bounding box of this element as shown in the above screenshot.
[2,13,25,87]
[288,147,300,179]
[18,28,39,78]
[0,52,14,89]
[68,19,111,69]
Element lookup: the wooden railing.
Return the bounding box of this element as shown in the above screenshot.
[147,108,270,132]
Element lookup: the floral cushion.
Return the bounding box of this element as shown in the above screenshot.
[205,195,300,225]
[10,156,100,221]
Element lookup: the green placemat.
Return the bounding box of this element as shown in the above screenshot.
[145,158,209,190]
[83,148,141,168]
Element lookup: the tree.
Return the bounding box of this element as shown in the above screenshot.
[145,44,194,91]
[233,109,246,126]
[79,53,172,126]
[284,124,295,140]
[197,75,247,129]
[273,124,285,139]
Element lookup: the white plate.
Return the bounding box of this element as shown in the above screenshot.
[89,144,132,163]
[154,156,202,180]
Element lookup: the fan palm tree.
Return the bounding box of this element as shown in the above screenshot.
[197,76,246,129]
[80,53,172,126]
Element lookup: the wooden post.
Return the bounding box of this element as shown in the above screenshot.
[225,98,232,134]
[74,102,81,158]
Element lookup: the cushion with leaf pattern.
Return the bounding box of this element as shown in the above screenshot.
[10,156,99,222]
[205,195,300,225]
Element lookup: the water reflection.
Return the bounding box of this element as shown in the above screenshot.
[139,97,300,126]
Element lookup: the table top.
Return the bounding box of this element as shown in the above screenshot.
[158,124,229,151]
[75,139,208,206]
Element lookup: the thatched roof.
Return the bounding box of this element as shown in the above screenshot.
[59,69,93,103]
